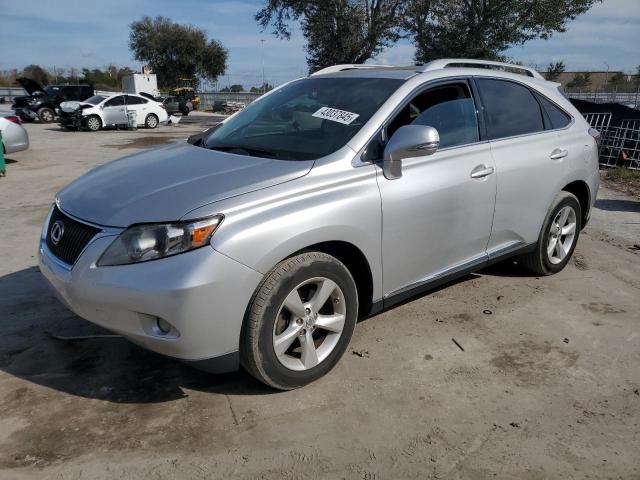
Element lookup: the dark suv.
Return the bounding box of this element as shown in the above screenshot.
[12,78,94,123]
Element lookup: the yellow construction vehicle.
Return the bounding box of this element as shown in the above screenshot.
[171,77,200,111]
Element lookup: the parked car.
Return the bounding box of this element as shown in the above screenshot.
[57,93,169,131]
[162,96,191,116]
[12,78,94,123]
[0,114,29,154]
[39,59,599,390]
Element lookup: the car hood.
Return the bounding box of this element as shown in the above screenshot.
[57,142,314,227]
[16,77,44,95]
[59,100,95,113]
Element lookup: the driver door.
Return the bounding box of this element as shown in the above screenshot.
[102,95,127,126]
[376,80,497,299]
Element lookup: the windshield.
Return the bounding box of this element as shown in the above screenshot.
[204,77,403,160]
[85,95,106,105]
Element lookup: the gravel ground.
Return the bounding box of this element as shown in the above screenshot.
[0,118,639,479]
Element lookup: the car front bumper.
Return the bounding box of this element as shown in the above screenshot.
[38,232,263,372]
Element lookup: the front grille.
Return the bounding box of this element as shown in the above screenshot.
[46,206,101,265]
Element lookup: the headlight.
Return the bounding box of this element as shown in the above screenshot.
[97,215,223,266]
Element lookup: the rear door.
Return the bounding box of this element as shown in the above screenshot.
[125,95,149,125]
[376,79,497,298]
[102,95,127,125]
[476,78,572,255]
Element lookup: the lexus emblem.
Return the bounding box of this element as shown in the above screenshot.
[50,221,65,245]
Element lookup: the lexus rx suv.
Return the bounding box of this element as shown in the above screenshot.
[39,59,600,390]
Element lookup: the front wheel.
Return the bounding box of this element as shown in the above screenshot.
[85,115,102,132]
[241,252,358,390]
[38,107,55,123]
[520,191,581,275]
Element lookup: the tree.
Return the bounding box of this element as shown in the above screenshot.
[79,66,135,91]
[408,0,600,63]
[607,71,626,87]
[250,83,274,93]
[256,0,406,72]
[129,16,227,89]
[566,72,591,89]
[544,61,565,81]
[21,64,50,85]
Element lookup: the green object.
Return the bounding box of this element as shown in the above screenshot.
[0,131,5,176]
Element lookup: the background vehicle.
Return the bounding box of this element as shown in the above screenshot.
[162,96,191,116]
[0,114,29,154]
[39,60,599,390]
[172,77,200,111]
[122,73,160,97]
[12,78,94,123]
[58,93,168,131]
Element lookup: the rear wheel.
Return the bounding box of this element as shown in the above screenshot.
[145,114,159,129]
[241,252,358,390]
[520,192,581,275]
[38,107,55,123]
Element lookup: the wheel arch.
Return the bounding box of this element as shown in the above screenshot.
[561,180,590,229]
[297,241,374,318]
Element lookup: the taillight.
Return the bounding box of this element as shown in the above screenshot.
[588,128,601,146]
[5,115,21,125]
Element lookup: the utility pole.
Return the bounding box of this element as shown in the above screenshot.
[261,39,266,94]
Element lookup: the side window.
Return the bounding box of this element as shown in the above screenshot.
[536,94,571,129]
[126,95,147,105]
[380,82,479,154]
[61,86,76,99]
[477,79,544,139]
[104,96,125,107]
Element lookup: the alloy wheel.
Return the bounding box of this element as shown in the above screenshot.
[87,117,100,131]
[547,205,577,264]
[41,110,54,122]
[272,277,346,371]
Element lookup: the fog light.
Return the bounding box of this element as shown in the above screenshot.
[157,318,172,334]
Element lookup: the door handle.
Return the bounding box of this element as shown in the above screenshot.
[470,165,495,179]
[550,148,568,160]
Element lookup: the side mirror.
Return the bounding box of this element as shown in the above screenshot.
[382,125,439,179]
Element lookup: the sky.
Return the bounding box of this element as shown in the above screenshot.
[0,0,638,89]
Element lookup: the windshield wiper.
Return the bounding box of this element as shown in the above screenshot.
[207,144,279,159]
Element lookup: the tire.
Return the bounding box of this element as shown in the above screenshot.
[241,251,358,390]
[180,106,190,116]
[145,114,159,129]
[85,115,102,132]
[520,191,581,276]
[38,107,55,123]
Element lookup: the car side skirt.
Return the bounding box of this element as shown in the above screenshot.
[368,242,536,315]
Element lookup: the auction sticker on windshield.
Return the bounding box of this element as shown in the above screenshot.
[312,107,360,125]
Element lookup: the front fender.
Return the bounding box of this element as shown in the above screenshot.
[186,157,384,301]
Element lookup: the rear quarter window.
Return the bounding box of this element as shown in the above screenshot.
[477,78,545,140]
[536,94,572,129]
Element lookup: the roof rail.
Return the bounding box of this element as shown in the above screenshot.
[310,64,394,76]
[418,59,544,79]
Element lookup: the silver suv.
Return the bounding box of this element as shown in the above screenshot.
[39,59,600,389]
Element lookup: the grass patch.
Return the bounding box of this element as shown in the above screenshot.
[601,168,640,198]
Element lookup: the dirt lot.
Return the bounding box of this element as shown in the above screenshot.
[1,116,639,479]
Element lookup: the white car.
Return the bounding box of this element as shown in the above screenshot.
[58,93,168,131]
